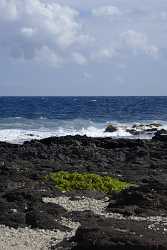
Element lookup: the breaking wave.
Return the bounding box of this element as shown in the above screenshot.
[0,117,165,144]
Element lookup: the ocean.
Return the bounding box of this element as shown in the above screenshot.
[0,96,167,143]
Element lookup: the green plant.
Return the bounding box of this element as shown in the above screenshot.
[47,171,131,194]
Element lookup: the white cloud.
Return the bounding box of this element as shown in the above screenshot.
[21,27,35,38]
[72,52,87,65]
[92,5,121,17]
[0,0,162,68]
[0,0,18,21]
[91,48,116,62]
[90,30,159,64]
[0,0,90,66]
[145,46,159,57]
[121,30,159,57]
[121,30,147,49]
[34,46,63,67]
[83,72,92,80]
[160,11,167,21]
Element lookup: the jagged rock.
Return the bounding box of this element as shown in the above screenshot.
[72,217,167,250]
[132,123,161,129]
[107,179,167,216]
[149,123,161,127]
[1,135,167,232]
[26,202,68,230]
[105,124,117,133]
[128,123,161,136]
[0,135,167,184]
[0,198,26,228]
[152,129,167,141]
[0,187,66,229]
[126,129,142,135]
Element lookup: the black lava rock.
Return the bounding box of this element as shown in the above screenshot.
[107,179,167,216]
[72,217,167,250]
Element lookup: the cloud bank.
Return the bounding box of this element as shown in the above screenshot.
[0,0,90,66]
[0,0,166,95]
[92,5,121,17]
[0,0,161,67]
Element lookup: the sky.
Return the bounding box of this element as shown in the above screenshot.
[0,0,167,96]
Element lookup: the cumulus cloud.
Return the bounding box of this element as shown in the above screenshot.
[90,29,159,63]
[0,0,18,21]
[0,0,162,68]
[92,5,121,17]
[121,30,159,57]
[0,0,90,66]
[91,48,116,62]
[21,27,35,38]
[34,46,63,67]
[72,52,87,65]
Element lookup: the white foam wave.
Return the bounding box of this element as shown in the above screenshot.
[0,118,165,144]
[0,126,151,144]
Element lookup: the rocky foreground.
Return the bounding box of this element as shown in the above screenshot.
[0,132,167,249]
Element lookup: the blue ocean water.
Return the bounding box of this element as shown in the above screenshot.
[0,96,167,143]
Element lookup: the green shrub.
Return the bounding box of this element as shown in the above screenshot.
[47,171,131,194]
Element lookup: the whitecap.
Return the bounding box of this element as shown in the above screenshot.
[0,119,165,144]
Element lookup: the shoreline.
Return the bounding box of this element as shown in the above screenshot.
[0,134,167,249]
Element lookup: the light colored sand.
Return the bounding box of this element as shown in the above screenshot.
[0,196,109,250]
[43,196,109,214]
[43,196,167,225]
[1,195,167,249]
[0,225,66,250]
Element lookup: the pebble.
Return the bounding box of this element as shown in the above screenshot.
[0,225,66,250]
[1,195,167,249]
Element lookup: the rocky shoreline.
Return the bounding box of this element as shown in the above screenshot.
[0,133,167,249]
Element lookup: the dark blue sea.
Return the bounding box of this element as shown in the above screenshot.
[0,96,167,143]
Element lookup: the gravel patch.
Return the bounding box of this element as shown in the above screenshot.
[42,196,109,214]
[43,196,167,224]
[0,225,67,250]
[1,195,167,250]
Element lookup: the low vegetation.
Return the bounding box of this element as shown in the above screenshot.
[46,171,131,194]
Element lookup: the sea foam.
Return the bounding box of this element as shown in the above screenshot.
[0,120,158,144]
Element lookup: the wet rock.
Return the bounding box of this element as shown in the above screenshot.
[105,124,117,133]
[26,134,34,137]
[128,123,161,136]
[152,129,167,141]
[132,123,161,129]
[149,123,161,127]
[126,129,142,135]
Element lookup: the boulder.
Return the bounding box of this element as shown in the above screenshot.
[0,187,67,229]
[26,202,68,230]
[126,129,141,135]
[128,123,160,136]
[105,124,117,133]
[72,216,167,250]
[132,123,161,129]
[152,129,167,141]
[149,123,161,128]
[107,180,167,216]
[0,198,26,228]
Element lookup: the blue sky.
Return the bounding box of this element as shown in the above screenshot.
[0,0,167,95]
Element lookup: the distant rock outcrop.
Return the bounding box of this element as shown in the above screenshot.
[105,124,117,133]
